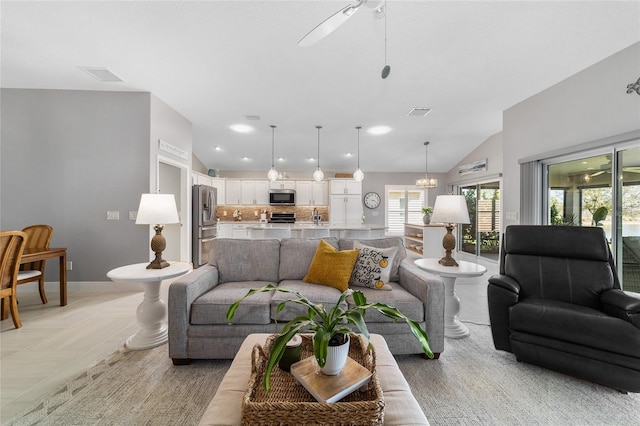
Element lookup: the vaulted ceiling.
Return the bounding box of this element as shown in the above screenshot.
[2,1,639,175]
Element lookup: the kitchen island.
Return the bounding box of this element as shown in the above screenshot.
[217,221,386,239]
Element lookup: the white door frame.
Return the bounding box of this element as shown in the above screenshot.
[157,154,191,263]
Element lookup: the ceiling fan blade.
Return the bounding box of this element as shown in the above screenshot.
[298,4,361,47]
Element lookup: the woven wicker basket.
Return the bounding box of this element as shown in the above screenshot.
[241,334,384,426]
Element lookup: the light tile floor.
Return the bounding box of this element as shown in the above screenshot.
[0,256,498,423]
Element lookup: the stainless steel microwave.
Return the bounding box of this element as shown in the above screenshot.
[269,189,296,206]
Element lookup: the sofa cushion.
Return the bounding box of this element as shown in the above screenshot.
[339,237,406,282]
[192,281,274,325]
[303,239,359,292]
[348,285,424,323]
[210,239,281,284]
[271,280,345,322]
[350,241,397,290]
[510,298,640,358]
[279,238,339,281]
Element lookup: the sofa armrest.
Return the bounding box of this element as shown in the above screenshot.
[601,288,640,328]
[487,274,521,352]
[398,259,445,355]
[168,265,219,359]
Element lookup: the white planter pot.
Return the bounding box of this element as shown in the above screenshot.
[320,335,350,376]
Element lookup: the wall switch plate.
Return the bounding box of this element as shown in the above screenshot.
[506,211,519,221]
[107,211,120,220]
[66,261,72,270]
[129,211,137,220]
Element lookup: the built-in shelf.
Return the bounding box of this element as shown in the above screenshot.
[404,223,447,258]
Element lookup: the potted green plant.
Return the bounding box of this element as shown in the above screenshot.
[227,284,433,391]
[421,207,433,224]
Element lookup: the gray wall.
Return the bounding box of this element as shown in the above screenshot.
[1,88,191,281]
[444,132,503,189]
[503,42,640,226]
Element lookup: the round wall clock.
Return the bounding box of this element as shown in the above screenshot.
[363,192,381,209]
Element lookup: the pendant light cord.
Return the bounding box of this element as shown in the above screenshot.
[316,125,322,169]
[271,125,276,168]
[384,3,387,65]
[356,126,361,169]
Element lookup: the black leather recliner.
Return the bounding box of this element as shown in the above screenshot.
[488,225,640,392]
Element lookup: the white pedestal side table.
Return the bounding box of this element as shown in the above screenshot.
[414,258,486,339]
[107,261,192,350]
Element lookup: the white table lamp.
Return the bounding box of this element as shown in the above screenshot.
[136,193,179,269]
[430,195,470,267]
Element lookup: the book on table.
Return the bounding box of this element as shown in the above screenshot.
[290,356,372,403]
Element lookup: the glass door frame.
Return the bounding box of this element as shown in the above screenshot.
[451,176,502,263]
[541,139,640,291]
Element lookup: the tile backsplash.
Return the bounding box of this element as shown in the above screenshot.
[216,205,329,222]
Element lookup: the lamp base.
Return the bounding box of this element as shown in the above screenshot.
[146,257,170,269]
[439,224,459,267]
[147,225,170,269]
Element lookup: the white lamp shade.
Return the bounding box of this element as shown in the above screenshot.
[430,195,470,224]
[135,194,180,225]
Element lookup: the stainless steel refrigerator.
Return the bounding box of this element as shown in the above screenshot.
[192,184,217,267]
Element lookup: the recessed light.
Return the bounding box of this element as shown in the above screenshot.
[367,125,392,135]
[308,157,316,162]
[345,152,353,157]
[242,156,250,161]
[230,124,254,133]
[277,157,285,162]
[214,146,222,151]
[407,107,432,117]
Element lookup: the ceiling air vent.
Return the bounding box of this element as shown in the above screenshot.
[407,107,432,117]
[245,115,261,121]
[79,67,124,82]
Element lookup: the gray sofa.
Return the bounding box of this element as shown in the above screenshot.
[168,236,445,364]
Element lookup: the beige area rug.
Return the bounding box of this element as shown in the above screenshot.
[7,324,640,425]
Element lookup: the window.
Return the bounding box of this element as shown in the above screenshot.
[544,143,640,293]
[385,186,426,234]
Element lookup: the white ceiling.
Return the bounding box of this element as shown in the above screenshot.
[2,1,639,175]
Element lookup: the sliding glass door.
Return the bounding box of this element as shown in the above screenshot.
[459,180,501,261]
[545,144,640,293]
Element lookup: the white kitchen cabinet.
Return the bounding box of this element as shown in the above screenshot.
[269,181,296,190]
[225,180,242,205]
[330,194,363,226]
[241,180,269,205]
[330,179,362,195]
[217,223,233,238]
[295,180,328,206]
[231,223,250,239]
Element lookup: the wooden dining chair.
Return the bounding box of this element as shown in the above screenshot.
[0,231,27,328]
[17,224,53,304]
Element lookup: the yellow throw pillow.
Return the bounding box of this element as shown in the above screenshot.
[303,239,360,292]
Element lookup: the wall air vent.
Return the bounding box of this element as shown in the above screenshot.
[79,67,124,82]
[407,107,432,117]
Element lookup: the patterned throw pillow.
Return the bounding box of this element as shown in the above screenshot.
[303,239,360,292]
[350,241,398,290]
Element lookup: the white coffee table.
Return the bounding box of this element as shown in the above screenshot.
[107,261,191,349]
[414,258,486,339]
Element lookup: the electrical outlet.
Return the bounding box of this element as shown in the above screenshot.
[129,211,137,220]
[506,211,519,221]
[372,211,379,217]
[107,211,120,220]
[66,261,73,270]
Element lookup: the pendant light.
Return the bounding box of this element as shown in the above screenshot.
[353,126,364,182]
[267,125,278,182]
[313,125,324,182]
[416,141,438,188]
